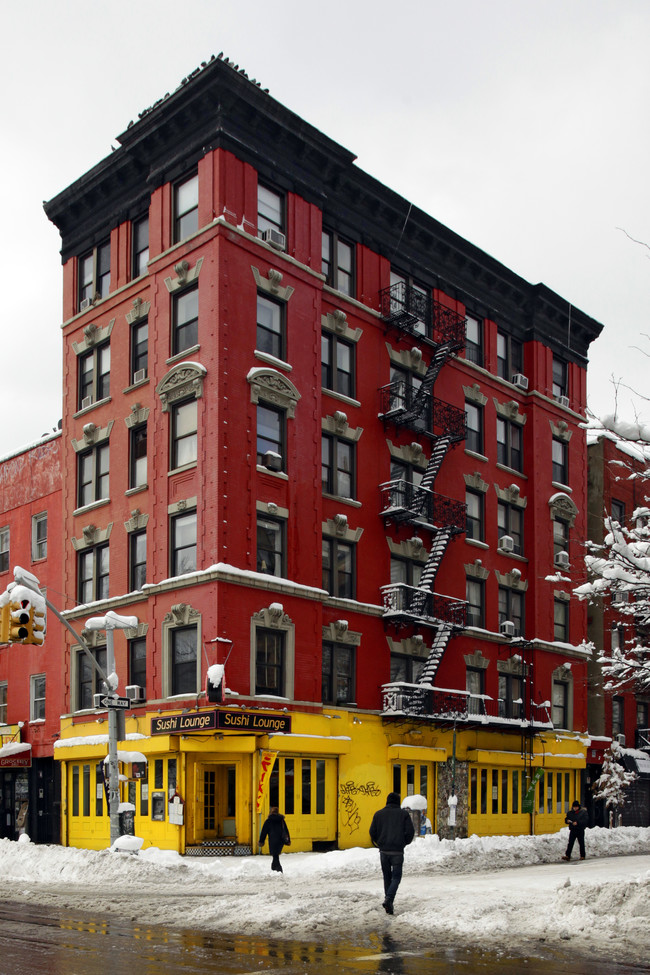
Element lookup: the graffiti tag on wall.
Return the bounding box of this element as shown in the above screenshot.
[339,780,381,834]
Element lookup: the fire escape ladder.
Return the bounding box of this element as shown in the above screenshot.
[402,345,451,424]
[417,622,454,686]
[410,526,454,615]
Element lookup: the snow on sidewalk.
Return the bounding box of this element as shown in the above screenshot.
[2,827,650,962]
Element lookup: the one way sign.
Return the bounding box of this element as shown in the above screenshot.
[100,696,130,709]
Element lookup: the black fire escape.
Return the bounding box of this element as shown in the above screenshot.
[378,281,467,714]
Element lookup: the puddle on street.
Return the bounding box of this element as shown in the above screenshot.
[0,902,645,975]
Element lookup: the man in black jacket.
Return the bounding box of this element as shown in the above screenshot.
[562,800,588,861]
[369,792,415,914]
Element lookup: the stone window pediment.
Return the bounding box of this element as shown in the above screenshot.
[126,298,151,324]
[156,361,206,412]
[495,482,527,507]
[465,559,489,581]
[165,258,204,294]
[321,310,362,343]
[388,536,428,562]
[549,492,578,527]
[71,522,113,552]
[550,419,572,443]
[124,509,149,533]
[322,620,361,646]
[494,398,527,426]
[495,569,528,591]
[247,367,301,417]
[251,266,295,302]
[322,410,362,440]
[72,319,115,355]
[464,472,489,493]
[323,515,363,542]
[72,419,114,453]
[124,404,150,429]
[387,440,427,468]
[463,383,488,407]
[386,343,427,376]
[463,650,489,670]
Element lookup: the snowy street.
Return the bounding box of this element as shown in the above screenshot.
[2,827,650,967]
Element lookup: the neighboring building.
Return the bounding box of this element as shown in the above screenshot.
[30,55,605,852]
[0,433,62,843]
[585,433,650,825]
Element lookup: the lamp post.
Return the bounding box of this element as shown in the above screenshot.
[11,568,137,846]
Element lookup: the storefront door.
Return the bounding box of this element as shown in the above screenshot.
[196,763,236,841]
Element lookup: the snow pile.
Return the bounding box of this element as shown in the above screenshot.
[2,827,650,961]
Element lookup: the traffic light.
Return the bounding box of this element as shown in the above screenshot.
[6,598,45,645]
[0,604,9,644]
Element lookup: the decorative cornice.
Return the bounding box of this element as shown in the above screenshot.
[72,319,115,355]
[165,257,204,293]
[321,310,362,342]
[126,297,151,324]
[322,411,363,440]
[124,403,150,429]
[156,361,206,412]
[71,420,114,453]
[247,367,301,416]
[463,383,488,407]
[251,265,295,302]
[322,620,361,646]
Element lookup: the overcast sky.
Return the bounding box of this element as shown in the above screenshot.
[2,0,648,459]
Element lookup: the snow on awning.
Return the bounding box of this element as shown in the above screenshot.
[623,752,650,779]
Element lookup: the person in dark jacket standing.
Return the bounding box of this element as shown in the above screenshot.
[259,807,290,872]
[562,800,588,861]
[369,792,415,914]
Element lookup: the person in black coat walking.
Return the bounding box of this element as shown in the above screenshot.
[369,792,415,914]
[562,800,588,861]
[259,807,291,872]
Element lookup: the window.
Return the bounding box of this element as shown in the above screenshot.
[551,680,569,728]
[551,518,569,560]
[323,538,355,598]
[322,642,355,705]
[322,231,354,296]
[498,502,523,555]
[554,598,569,641]
[32,513,47,561]
[498,673,523,719]
[78,343,110,409]
[499,587,524,636]
[496,332,523,382]
[0,528,8,574]
[129,425,147,489]
[552,357,567,399]
[390,364,430,433]
[257,404,285,470]
[77,444,109,508]
[389,459,431,521]
[390,653,425,683]
[322,332,354,398]
[30,675,46,721]
[610,499,625,526]
[389,270,429,337]
[465,314,483,366]
[465,402,484,455]
[173,172,199,242]
[257,516,285,577]
[130,320,148,382]
[636,701,648,729]
[256,628,285,696]
[552,438,568,484]
[497,418,523,472]
[612,696,624,738]
[128,637,147,693]
[256,294,285,360]
[257,184,284,237]
[77,646,106,710]
[132,215,149,278]
[78,544,109,603]
[170,626,198,695]
[466,579,485,628]
[466,490,484,541]
[0,683,6,723]
[466,667,485,715]
[129,531,146,591]
[171,399,197,469]
[78,240,110,308]
[322,434,355,499]
[172,286,199,355]
[390,555,422,589]
[170,511,197,576]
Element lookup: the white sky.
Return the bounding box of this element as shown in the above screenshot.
[2,826,650,963]
[2,0,649,459]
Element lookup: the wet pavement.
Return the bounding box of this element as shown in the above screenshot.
[0,901,646,974]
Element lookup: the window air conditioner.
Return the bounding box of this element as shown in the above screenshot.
[133,369,147,385]
[261,228,286,251]
[616,733,626,747]
[263,451,283,472]
[81,396,94,410]
[555,551,570,568]
[80,297,94,311]
[93,693,104,709]
[499,535,514,553]
[557,395,570,408]
[512,374,528,390]
[612,591,630,604]
[125,684,145,703]
[500,620,516,637]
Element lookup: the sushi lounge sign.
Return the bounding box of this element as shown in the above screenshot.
[151,709,291,736]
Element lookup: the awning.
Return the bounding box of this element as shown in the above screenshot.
[388,745,448,762]
[623,751,650,779]
[467,748,585,769]
[0,742,31,768]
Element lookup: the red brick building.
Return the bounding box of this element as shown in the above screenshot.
[586,432,650,824]
[0,433,62,841]
[23,56,607,850]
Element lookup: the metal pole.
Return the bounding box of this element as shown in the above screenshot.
[105,628,121,846]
